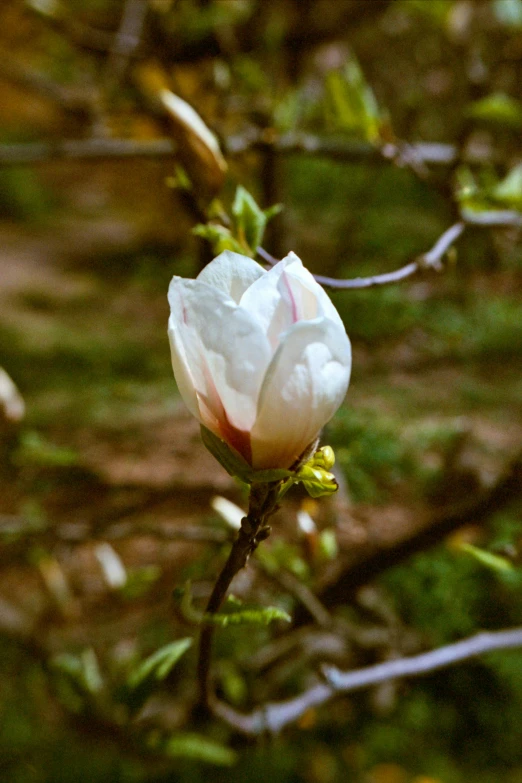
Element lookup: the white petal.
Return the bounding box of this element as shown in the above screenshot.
[240,251,345,348]
[197,250,265,303]
[168,277,271,434]
[168,310,201,420]
[250,318,351,470]
[283,252,345,329]
[239,253,298,347]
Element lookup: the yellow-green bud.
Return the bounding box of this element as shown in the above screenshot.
[313,445,336,471]
[296,464,338,499]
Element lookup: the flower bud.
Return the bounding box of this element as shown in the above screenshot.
[168,251,351,472]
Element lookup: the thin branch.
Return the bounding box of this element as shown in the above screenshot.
[0,138,176,165]
[258,212,520,291]
[211,626,522,736]
[257,222,466,290]
[0,49,97,115]
[0,129,507,171]
[0,134,465,169]
[226,129,461,168]
[105,0,148,90]
[27,3,114,53]
[257,563,333,628]
[196,482,281,712]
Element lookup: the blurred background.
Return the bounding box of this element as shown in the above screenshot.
[0,1,522,781]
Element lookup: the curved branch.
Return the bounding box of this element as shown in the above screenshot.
[258,213,521,291]
[257,222,465,290]
[211,626,522,736]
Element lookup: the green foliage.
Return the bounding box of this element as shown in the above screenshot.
[329,408,415,502]
[466,93,522,128]
[0,167,56,222]
[383,506,522,646]
[192,222,245,255]
[232,185,281,254]
[157,733,237,766]
[51,648,104,710]
[256,538,310,581]
[456,163,522,214]
[458,543,515,574]
[126,638,193,690]
[118,565,162,599]
[194,186,281,257]
[174,583,291,627]
[324,61,385,142]
[423,296,522,361]
[493,163,522,209]
[398,0,453,23]
[14,430,79,468]
[200,424,292,483]
[205,600,291,627]
[295,462,338,498]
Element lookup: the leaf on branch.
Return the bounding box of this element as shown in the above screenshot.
[200,425,292,484]
[455,165,522,219]
[458,543,515,573]
[174,584,290,626]
[324,60,387,142]
[52,648,104,697]
[231,186,281,255]
[493,164,522,209]
[157,733,237,766]
[466,93,522,129]
[203,601,291,627]
[192,223,245,255]
[121,638,193,713]
[194,187,281,257]
[127,638,193,690]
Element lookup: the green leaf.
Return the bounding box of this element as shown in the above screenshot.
[232,185,267,253]
[200,425,292,483]
[174,585,291,626]
[127,638,193,690]
[324,61,383,142]
[118,564,161,599]
[263,202,284,222]
[297,464,339,498]
[493,164,522,208]
[459,543,515,573]
[192,224,245,255]
[318,529,339,560]
[52,648,104,695]
[160,733,237,766]
[15,430,79,468]
[466,93,522,128]
[204,604,291,627]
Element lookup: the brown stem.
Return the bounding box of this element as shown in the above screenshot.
[196,482,280,712]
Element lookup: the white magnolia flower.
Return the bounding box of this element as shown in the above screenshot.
[168,251,351,471]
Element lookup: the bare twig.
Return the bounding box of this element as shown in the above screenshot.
[27,2,114,53]
[257,212,520,291]
[211,626,522,736]
[257,563,332,628]
[226,129,461,168]
[0,138,176,165]
[105,0,148,90]
[257,222,466,290]
[0,128,507,172]
[0,134,463,169]
[0,49,97,115]
[196,482,281,712]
